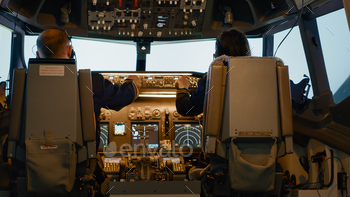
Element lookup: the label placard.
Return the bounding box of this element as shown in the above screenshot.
[40,145,58,150]
[39,65,65,76]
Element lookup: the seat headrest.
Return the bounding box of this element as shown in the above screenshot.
[28,58,76,65]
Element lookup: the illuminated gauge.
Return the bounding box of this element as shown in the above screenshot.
[174,123,202,148]
[99,123,109,149]
[114,123,125,135]
[152,109,161,118]
[173,111,179,117]
[131,123,159,149]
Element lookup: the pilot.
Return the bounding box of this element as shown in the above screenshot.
[36,28,141,190]
[176,29,251,116]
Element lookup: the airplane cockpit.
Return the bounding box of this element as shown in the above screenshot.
[0,0,350,197]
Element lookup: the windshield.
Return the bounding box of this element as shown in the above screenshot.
[274,26,313,98]
[25,36,262,72]
[0,25,12,82]
[317,8,350,104]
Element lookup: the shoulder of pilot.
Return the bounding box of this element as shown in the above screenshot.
[176,88,190,96]
[211,55,230,66]
[90,73,105,95]
[91,72,104,82]
[123,79,140,100]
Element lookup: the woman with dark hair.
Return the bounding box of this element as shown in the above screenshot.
[176,29,251,116]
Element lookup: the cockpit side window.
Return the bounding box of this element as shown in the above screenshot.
[317,8,350,104]
[273,26,313,98]
[0,25,12,84]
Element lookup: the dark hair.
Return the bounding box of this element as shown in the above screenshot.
[215,29,251,58]
[37,28,70,58]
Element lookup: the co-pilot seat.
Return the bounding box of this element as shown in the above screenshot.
[202,57,293,193]
[7,58,97,196]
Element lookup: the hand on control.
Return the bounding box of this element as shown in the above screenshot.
[127,75,141,90]
[178,76,191,89]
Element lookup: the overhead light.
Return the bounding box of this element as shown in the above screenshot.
[101,73,193,76]
[139,94,176,98]
[141,92,175,94]
[138,92,176,98]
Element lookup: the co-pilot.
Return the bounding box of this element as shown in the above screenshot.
[176,29,251,116]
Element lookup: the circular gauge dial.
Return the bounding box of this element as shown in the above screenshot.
[174,123,202,148]
[99,123,109,148]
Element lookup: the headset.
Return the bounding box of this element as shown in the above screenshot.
[62,29,76,59]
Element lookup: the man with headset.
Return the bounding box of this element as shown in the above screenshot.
[36,28,141,194]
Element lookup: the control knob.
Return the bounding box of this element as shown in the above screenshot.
[143,23,148,29]
[192,20,196,26]
[173,111,179,117]
[152,109,161,118]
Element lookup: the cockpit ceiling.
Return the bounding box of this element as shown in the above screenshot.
[0,0,329,40]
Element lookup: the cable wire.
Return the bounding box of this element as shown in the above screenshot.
[315,155,345,197]
[274,0,305,57]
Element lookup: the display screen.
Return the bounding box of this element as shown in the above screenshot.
[174,123,202,148]
[99,122,109,149]
[114,123,125,135]
[131,123,159,148]
[163,157,181,163]
[104,157,122,163]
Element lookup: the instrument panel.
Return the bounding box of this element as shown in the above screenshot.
[97,72,203,182]
[131,123,159,148]
[98,72,204,156]
[101,73,201,88]
[99,122,110,149]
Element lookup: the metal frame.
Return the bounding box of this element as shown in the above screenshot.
[262,35,274,56]
[304,0,344,21]
[0,14,26,94]
[298,15,334,111]
[0,14,13,30]
[248,16,299,38]
[9,29,26,90]
[260,1,344,112]
[135,38,152,71]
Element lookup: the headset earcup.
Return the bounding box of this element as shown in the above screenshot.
[71,48,75,59]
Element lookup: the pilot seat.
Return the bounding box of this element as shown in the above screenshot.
[196,56,293,196]
[7,58,100,197]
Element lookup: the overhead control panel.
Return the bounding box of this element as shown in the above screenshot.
[87,0,207,38]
